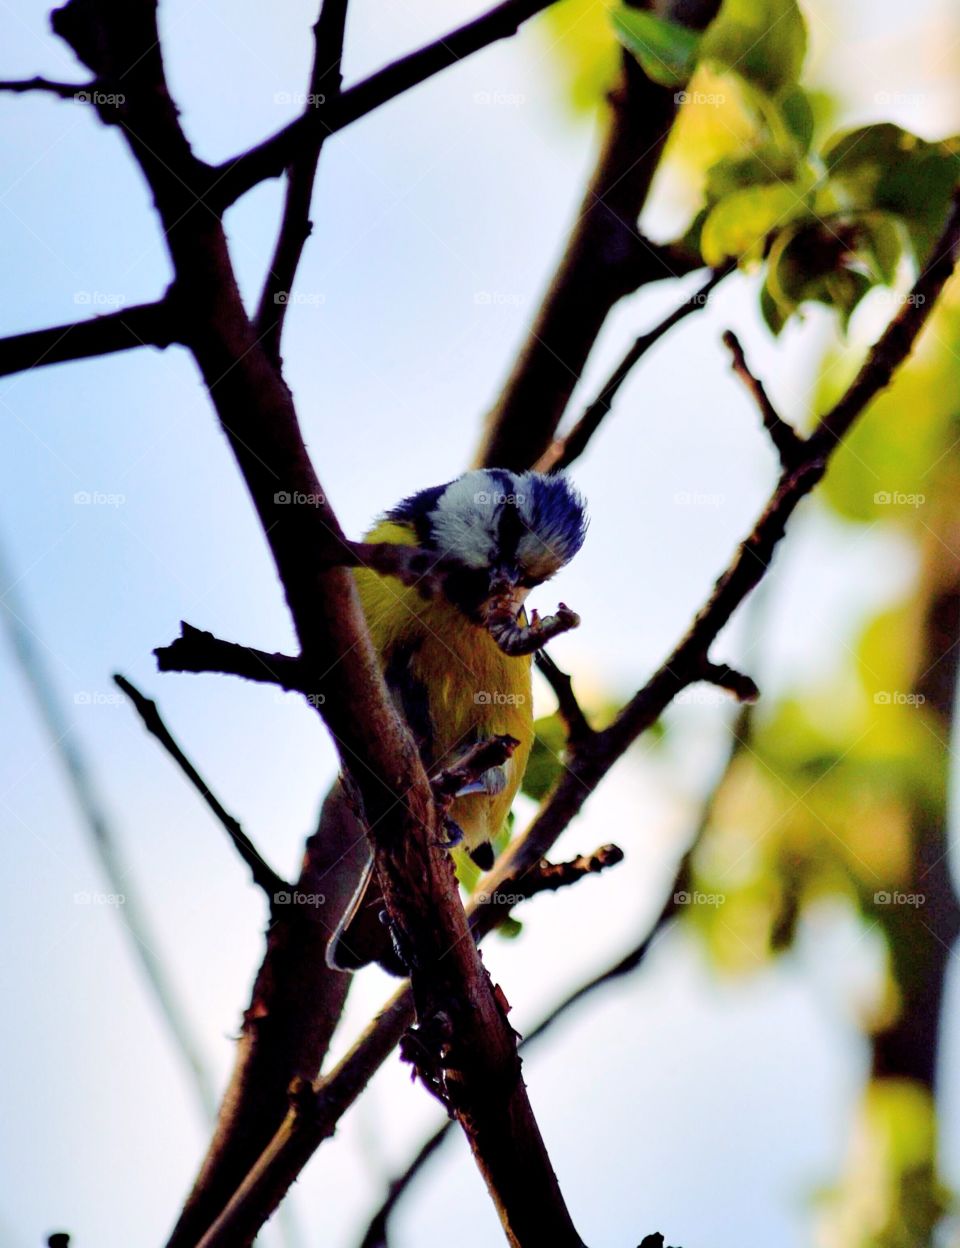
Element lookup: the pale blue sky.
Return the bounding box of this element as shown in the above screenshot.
[1,1,959,1246]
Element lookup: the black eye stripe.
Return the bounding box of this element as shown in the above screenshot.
[496,497,525,568]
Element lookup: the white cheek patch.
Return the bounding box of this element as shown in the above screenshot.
[429,471,507,568]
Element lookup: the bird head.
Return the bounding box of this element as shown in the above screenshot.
[385,469,587,623]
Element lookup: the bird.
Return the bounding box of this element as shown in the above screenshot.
[325,467,588,974]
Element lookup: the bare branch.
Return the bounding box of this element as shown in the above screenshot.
[211,0,562,210]
[48,2,583,1240]
[534,649,594,747]
[539,263,734,474]
[255,0,350,365]
[721,329,805,468]
[114,675,289,904]
[154,622,306,691]
[482,843,625,905]
[699,661,760,704]
[0,299,175,378]
[0,75,94,98]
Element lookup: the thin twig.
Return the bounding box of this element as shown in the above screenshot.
[256,0,350,365]
[534,649,593,746]
[0,75,94,98]
[114,675,289,904]
[0,299,175,379]
[722,329,805,468]
[539,263,735,474]
[211,0,562,210]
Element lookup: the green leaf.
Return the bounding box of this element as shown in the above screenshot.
[612,8,701,87]
[520,713,567,801]
[780,86,814,153]
[700,182,807,266]
[760,279,788,335]
[705,149,800,200]
[823,123,960,263]
[701,0,807,97]
[764,219,877,332]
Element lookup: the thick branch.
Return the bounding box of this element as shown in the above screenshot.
[50,4,581,1243]
[211,0,562,210]
[539,263,734,474]
[0,299,175,378]
[721,329,805,468]
[473,0,724,472]
[114,675,289,903]
[255,0,349,365]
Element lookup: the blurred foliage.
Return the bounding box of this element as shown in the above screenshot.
[532,6,960,1239]
[540,0,960,335]
[816,1080,949,1248]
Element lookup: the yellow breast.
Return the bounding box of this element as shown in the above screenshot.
[355,520,533,849]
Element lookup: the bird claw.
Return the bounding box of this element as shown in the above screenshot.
[484,597,580,656]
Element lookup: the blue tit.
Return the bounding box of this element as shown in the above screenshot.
[326,467,588,973]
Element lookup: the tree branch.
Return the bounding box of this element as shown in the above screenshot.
[114,675,289,904]
[534,649,594,748]
[210,0,562,211]
[0,299,175,378]
[472,0,725,472]
[538,263,734,474]
[721,329,805,469]
[154,623,306,691]
[255,0,349,366]
[49,4,583,1243]
[0,75,94,98]
[196,196,960,1232]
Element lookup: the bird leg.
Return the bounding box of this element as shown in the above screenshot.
[483,597,580,656]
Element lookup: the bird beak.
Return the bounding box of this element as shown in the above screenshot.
[486,576,529,619]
